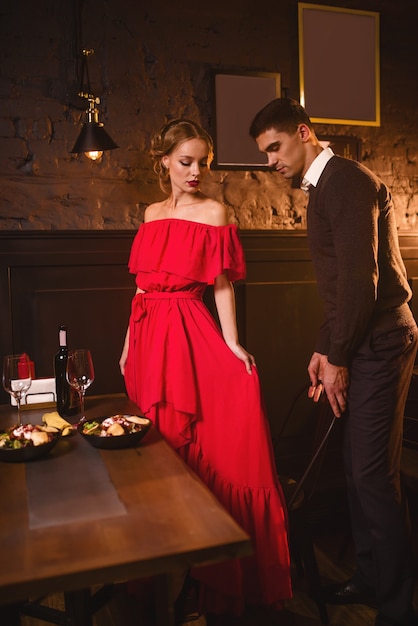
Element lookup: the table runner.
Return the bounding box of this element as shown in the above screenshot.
[26,434,127,529]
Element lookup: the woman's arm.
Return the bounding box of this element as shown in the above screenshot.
[119,287,144,375]
[119,326,130,375]
[214,273,255,375]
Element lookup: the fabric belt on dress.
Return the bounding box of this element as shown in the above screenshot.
[131,291,202,321]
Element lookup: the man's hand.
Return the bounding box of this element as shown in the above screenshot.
[321,360,349,417]
[307,351,326,402]
[308,352,349,417]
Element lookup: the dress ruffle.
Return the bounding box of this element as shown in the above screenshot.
[128,219,246,284]
[149,399,292,612]
[184,434,291,608]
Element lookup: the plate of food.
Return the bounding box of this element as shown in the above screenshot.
[77,414,151,449]
[0,423,61,462]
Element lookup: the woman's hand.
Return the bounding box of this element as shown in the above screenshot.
[213,273,255,374]
[226,341,256,375]
[119,328,130,375]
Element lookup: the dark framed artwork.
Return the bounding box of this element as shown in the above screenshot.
[318,135,362,161]
[212,71,281,169]
[298,3,380,126]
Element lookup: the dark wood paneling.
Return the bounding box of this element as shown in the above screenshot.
[238,233,324,432]
[0,232,136,404]
[245,281,323,439]
[1,230,418,443]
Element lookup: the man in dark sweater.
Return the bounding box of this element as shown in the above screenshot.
[250,98,418,626]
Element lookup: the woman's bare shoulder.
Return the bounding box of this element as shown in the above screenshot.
[144,201,166,223]
[200,197,228,226]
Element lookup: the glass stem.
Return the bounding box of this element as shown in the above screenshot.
[16,396,22,427]
[79,389,86,422]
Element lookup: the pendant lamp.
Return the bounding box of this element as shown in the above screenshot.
[70,49,118,161]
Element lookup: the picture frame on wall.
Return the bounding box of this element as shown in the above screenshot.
[212,71,281,169]
[318,135,362,161]
[298,3,380,126]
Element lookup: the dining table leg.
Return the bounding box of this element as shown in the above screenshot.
[63,589,93,626]
[1,603,20,626]
[153,573,176,626]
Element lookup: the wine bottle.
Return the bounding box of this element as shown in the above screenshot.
[54,325,78,417]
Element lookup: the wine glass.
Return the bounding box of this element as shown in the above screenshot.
[2,354,33,427]
[66,349,94,422]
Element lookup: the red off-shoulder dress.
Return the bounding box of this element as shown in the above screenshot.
[124,219,291,615]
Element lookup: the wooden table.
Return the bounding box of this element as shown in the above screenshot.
[0,394,251,625]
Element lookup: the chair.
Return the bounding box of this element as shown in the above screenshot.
[274,385,347,625]
[16,586,114,626]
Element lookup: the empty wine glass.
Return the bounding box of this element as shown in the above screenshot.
[3,354,33,427]
[66,349,94,422]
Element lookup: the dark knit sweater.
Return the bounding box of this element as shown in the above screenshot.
[307,155,412,367]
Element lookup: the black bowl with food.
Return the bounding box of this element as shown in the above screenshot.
[0,423,61,462]
[78,414,152,449]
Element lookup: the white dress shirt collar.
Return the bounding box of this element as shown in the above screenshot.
[301,147,334,191]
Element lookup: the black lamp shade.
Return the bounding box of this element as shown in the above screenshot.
[71,122,118,154]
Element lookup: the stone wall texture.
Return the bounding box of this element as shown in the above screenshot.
[0,0,417,231]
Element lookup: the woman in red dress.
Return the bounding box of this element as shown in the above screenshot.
[119,119,291,620]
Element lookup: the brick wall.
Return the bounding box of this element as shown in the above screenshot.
[0,0,417,231]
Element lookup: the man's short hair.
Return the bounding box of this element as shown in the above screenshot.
[249,98,313,139]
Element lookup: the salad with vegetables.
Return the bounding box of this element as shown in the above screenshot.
[0,423,58,449]
[81,414,150,437]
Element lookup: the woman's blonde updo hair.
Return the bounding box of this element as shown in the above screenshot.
[150,119,214,194]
